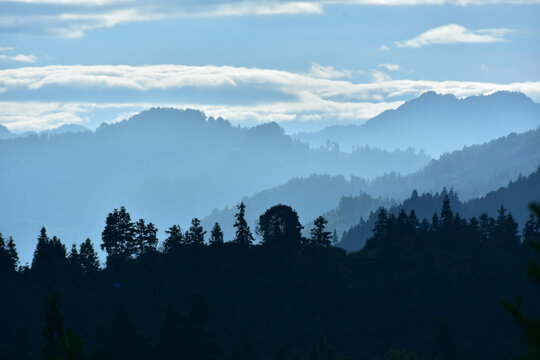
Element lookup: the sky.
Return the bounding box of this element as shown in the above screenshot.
[0,0,539,133]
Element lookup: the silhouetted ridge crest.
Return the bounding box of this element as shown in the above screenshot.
[294,91,540,155]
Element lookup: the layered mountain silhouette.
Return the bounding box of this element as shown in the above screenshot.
[338,166,540,252]
[201,175,393,241]
[38,123,90,136]
[294,91,540,156]
[0,108,429,262]
[205,127,540,241]
[0,123,89,139]
[2,92,539,263]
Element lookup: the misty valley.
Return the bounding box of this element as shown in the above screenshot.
[1,89,540,360]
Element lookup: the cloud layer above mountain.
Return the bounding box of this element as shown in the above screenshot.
[1,63,539,132]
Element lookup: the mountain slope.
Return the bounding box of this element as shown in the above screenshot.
[339,167,540,252]
[294,91,540,156]
[201,175,391,241]
[206,127,540,244]
[0,108,430,262]
[363,127,540,201]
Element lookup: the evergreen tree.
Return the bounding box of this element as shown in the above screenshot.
[440,195,453,228]
[233,202,254,247]
[408,210,420,229]
[494,206,520,252]
[431,212,439,232]
[68,244,80,270]
[79,238,100,273]
[479,212,496,243]
[144,222,158,253]
[164,225,184,252]
[187,218,206,246]
[6,237,18,271]
[32,227,50,269]
[0,233,18,273]
[373,208,389,238]
[365,208,389,250]
[101,207,135,261]
[133,219,158,256]
[32,229,67,273]
[310,216,332,249]
[209,223,224,246]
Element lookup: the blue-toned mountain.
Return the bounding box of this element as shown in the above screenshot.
[294,91,540,156]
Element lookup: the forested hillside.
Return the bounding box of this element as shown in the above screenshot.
[202,175,393,241]
[1,199,539,359]
[206,127,540,242]
[0,108,430,263]
[339,167,540,251]
[364,127,540,200]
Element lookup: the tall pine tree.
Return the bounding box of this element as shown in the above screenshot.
[233,202,254,247]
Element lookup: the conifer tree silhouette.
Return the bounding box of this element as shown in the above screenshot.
[234,202,254,247]
[210,222,224,246]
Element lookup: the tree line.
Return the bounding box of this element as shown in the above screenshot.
[1,198,540,359]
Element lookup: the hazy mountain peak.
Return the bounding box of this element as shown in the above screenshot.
[249,121,284,135]
[95,108,235,136]
[44,123,90,135]
[294,91,540,156]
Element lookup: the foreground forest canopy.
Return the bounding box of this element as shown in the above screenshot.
[1,198,540,360]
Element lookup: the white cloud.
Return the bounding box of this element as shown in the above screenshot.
[1,64,540,102]
[371,70,392,82]
[0,53,38,63]
[1,63,539,132]
[330,0,540,4]
[396,24,511,48]
[0,99,404,132]
[378,63,400,71]
[378,45,391,51]
[10,54,38,63]
[0,2,322,38]
[3,0,540,5]
[0,46,14,51]
[0,0,535,37]
[309,62,350,79]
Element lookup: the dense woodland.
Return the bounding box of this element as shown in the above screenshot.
[338,167,540,251]
[1,197,540,360]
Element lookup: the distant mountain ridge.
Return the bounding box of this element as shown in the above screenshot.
[338,166,540,252]
[0,107,430,263]
[201,175,393,242]
[294,91,540,156]
[0,123,89,139]
[205,126,540,242]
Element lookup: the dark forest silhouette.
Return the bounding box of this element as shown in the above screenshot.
[1,198,540,359]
